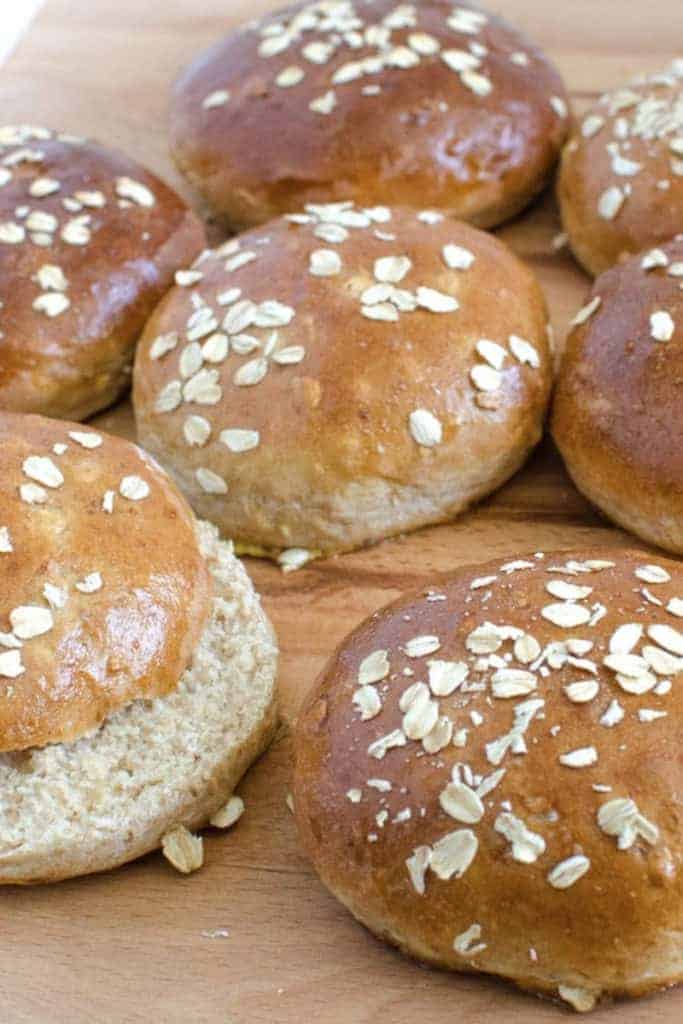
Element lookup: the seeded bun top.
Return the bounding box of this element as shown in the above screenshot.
[0,412,212,753]
[133,204,552,558]
[552,235,683,555]
[558,60,683,277]
[170,0,569,231]
[293,548,683,1010]
[0,124,205,420]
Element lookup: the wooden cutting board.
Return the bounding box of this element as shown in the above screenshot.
[1,2,680,1021]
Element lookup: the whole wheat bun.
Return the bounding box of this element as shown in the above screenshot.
[169,0,569,232]
[558,60,683,277]
[0,519,278,884]
[552,236,683,554]
[0,124,205,420]
[293,548,683,1012]
[0,412,278,883]
[132,205,553,564]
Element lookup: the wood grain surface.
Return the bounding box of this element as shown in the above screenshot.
[1,2,681,1022]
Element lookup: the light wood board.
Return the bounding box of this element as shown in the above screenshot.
[0,2,681,1021]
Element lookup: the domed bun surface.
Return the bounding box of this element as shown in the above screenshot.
[294,548,683,1011]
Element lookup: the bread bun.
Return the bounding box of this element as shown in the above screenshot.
[0,412,277,881]
[558,61,683,277]
[170,0,569,231]
[552,236,683,554]
[132,205,552,564]
[0,125,205,420]
[293,548,683,1011]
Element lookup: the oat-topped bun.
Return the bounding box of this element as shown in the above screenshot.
[558,60,683,277]
[0,411,277,883]
[552,236,683,554]
[132,205,552,566]
[0,125,205,420]
[293,548,683,1012]
[170,0,570,231]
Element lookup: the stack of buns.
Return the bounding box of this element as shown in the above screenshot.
[2,0,683,1015]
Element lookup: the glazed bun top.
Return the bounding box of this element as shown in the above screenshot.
[171,0,569,230]
[553,235,683,488]
[0,412,212,753]
[558,60,683,276]
[0,124,205,418]
[294,548,683,1007]
[132,204,551,541]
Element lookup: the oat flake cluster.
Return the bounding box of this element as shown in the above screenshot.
[579,61,683,225]
[200,1,566,118]
[334,553,683,1010]
[141,202,545,569]
[0,125,156,341]
[0,426,150,683]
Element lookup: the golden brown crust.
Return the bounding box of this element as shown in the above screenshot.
[0,411,212,752]
[0,125,206,421]
[132,206,552,559]
[552,236,683,554]
[170,0,569,231]
[558,61,683,277]
[293,548,683,1009]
